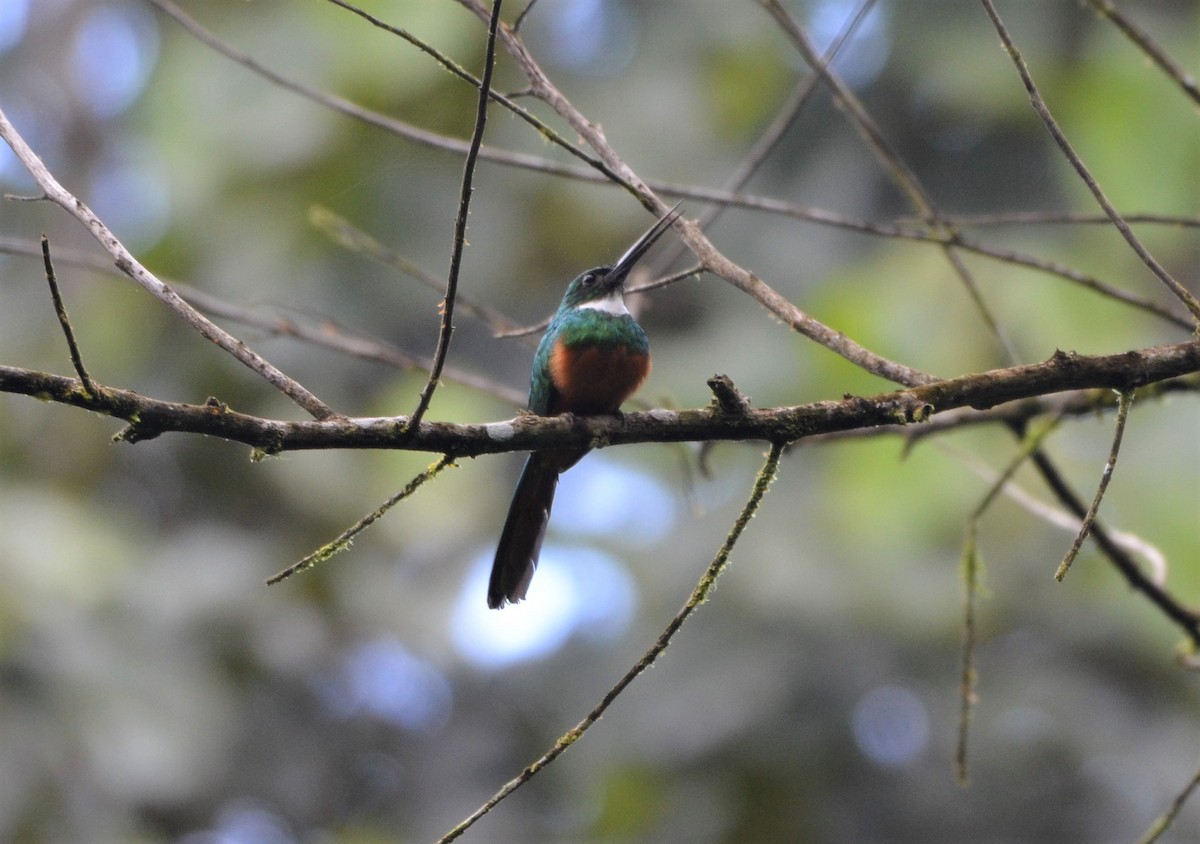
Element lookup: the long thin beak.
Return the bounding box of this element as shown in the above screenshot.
[607,202,683,287]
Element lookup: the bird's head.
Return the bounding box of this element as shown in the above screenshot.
[558,203,682,314]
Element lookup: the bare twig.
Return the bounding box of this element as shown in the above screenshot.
[1138,757,1200,844]
[947,235,1192,330]
[980,0,1200,323]
[627,264,706,296]
[453,0,936,390]
[0,108,337,420]
[651,0,879,274]
[318,0,629,188]
[955,415,1063,785]
[1054,390,1134,580]
[943,441,1168,585]
[143,0,603,184]
[136,2,1198,335]
[1027,447,1200,644]
[266,455,455,584]
[437,442,785,842]
[760,0,1019,362]
[1085,0,1200,107]
[931,211,1200,228]
[308,206,525,337]
[0,236,526,405]
[511,0,540,32]
[40,235,96,396]
[406,0,503,432]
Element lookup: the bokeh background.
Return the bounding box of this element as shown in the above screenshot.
[1,1,1198,841]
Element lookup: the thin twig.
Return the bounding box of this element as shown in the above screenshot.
[0,108,337,420]
[943,440,1168,586]
[436,442,785,842]
[651,0,879,274]
[761,0,1019,362]
[454,0,935,389]
[266,455,455,584]
[1,236,526,405]
[40,235,96,396]
[1054,390,1134,580]
[1027,446,1200,644]
[1137,758,1200,844]
[406,0,503,433]
[1085,0,1200,107]
[137,3,1197,336]
[930,211,1200,228]
[511,0,540,32]
[308,206,525,337]
[318,0,628,188]
[956,415,1063,785]
[980,0,1200,323]
[627,264,706,295]
[144,0,616,185]
[949,235,1192,330]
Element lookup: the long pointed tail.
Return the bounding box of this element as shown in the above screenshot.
[489,454,560,609]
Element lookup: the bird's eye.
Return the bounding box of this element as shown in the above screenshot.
[581,272,597,286]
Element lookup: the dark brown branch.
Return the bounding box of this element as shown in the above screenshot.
[40,235,96,396]
[1027,446,1200,644]
[2,339,1195,456]
[867,376,1196,450]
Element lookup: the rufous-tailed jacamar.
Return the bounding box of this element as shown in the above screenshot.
[488,205,682,609]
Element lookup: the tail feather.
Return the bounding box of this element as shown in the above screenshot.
[489,454,560,609]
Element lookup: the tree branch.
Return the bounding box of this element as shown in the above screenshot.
[405,0,502,431]
[0,107,337,420]
[452,0,937,389]
[980,0,1200,323]
[40,235,96,397]
[437,442,787,842]
[2,339,1195,455]
[1084,0,1200,107]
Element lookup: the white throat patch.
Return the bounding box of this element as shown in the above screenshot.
[577,291,629,316]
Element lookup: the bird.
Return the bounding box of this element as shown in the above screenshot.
[488,204,682,609]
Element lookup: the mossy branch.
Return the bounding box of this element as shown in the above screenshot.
[437,442,785,843]
[2,339,1195,457]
